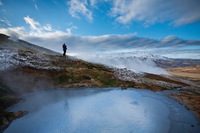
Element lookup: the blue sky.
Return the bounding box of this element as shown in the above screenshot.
[0,0,200,58]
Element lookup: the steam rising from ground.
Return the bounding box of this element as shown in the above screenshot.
[8,31,19,42]
[5,88,200,133]
[77,52,168,75]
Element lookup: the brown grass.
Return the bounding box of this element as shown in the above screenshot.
[170,92,200,121]
[144,73,190,86]
[167,65,200,84]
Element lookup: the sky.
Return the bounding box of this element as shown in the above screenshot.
[0,0,200,59]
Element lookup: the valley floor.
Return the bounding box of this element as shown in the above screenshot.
[167,65,200,84]
[167,65,200,121]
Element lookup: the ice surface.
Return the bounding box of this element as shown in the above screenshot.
[4,88,200,133]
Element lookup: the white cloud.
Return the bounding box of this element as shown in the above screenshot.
[67,0,200,26]
[66,22,73,26]
[67,0,93,21]
[66,26,78,34]
[32,0,39,10]
[109,0,200,26]
[22,16,77,36]
[24,16,41,31]
[23,16,67,36]
[43,24,52,31]
[89,0,97,6]
[0,27,26,37]
[34,4,38,10]
[0,18,12,26]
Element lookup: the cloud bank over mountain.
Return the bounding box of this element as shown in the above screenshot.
[0,15,200,59]
[0,28,200,59]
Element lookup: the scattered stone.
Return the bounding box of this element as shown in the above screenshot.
[191,124,194,127]
[121,87,127,90]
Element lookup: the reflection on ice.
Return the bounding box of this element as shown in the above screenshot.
[4,88,200,133]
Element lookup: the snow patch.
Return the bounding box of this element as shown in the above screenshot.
[113,68,143,82]
[0,49,60,71]
[0,49,19,71]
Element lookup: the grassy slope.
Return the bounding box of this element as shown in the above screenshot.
[19,56,135,89]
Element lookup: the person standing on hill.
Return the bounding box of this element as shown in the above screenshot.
[62,43,67,56]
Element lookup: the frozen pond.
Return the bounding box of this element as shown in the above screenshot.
[4,88,200,133]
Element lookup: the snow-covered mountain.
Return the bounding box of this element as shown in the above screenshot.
[77,51,169,75]
[102,51,170,61]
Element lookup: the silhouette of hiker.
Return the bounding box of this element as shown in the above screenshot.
[62,43,67,56]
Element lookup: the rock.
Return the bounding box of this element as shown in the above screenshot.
[2,118,9,127]
[13,111,28,118]
[121,87,127,90]
[191,124,194,127]
[0,111,28,130]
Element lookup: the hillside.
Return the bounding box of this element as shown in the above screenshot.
[0,34,59,55]
[0,34,200,130]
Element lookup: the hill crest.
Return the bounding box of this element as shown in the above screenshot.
[0,34,59,55]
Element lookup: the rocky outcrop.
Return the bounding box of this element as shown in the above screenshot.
[0,111,28,130]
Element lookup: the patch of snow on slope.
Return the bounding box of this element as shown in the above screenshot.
[0,49,60,71]
[0,49,19,71]
[113,68,143,82]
